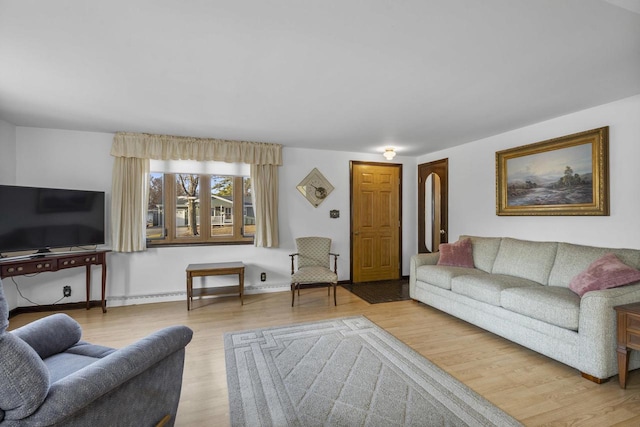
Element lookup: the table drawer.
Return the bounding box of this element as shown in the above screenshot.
[627,315,640,332]
[627,332,640,349]
[58,254,101,268]
[1,260,57,276]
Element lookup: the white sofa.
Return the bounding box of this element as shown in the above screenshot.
[409,235,640,382]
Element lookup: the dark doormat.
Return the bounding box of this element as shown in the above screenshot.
[341,279,410,304]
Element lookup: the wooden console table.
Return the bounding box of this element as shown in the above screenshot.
[614,302,640,388]
[186,262,245,310]
[0,250,110,313]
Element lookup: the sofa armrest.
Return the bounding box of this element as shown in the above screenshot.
[577,282,640,378]
[11,313,82,359]
[410,253,440,295]
[23,325,193,425]
[411,253,439,269]
[579,282,640,327]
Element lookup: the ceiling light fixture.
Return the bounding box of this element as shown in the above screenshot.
[383,147,396,160]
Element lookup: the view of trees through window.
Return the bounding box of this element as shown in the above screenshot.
[177,174,200,237]
[148,173,163,239]
[147,172,253,245]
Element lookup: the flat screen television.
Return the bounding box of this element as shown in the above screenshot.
[0,185,105,256]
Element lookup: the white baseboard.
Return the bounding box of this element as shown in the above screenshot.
[245,283,290,294]
[106,283,290,307]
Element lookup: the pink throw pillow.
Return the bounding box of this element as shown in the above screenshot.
[437,238,474,268]
[569,253,640,297]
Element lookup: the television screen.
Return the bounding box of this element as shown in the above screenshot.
[0,185,105,255]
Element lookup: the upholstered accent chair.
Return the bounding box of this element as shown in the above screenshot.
[290,237,339,306]
[0,280,193,427]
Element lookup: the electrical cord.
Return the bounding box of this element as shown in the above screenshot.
[11,276,65,306]
[3,248,98,307]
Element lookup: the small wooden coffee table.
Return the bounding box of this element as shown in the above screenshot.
[186,262,245,310]
[614,302,640,388]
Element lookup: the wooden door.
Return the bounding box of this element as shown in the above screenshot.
[351,161,401,282]
[418,158,448,253]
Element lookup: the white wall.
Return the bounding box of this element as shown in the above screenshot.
[417,94,640,249]
[0,119,17,307]
[7,94,637,309]
[282,147,417,281]
[0,119,16,185]
[7,127,417,308]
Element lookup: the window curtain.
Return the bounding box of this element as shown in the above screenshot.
[110,132,282,252]
[250,164,279,248]
[111,157,150,252]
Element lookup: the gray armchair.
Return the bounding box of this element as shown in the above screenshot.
[0,280,193,426]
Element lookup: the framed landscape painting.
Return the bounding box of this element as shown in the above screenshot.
[496,127,609,216]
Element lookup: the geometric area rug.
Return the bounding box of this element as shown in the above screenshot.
[224,316,522,426]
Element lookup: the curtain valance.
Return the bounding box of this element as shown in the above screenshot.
[111,132,282,165]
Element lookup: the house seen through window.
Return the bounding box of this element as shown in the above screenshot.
[147,170,253,245]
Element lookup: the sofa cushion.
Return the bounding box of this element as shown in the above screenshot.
[0,332,50,419]
[492,237,558,285]
[291,266,337,284]
[460,235,503,273]
[569,253,640,297]
[11,313,82,359]
[437,238,474,268]
[45,353,102,383]
[451,274,541,306]
[415,265,487,290]
[501,286,580,331]
[45,341,116,383]
[66,341,117,358]
[549,242,640,288]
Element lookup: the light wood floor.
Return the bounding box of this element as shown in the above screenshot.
[8,287,640,426]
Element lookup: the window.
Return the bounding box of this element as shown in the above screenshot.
[147,163,253,245]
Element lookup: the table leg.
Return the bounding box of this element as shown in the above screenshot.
[85,265,91,310]
[187,273,192,310]
[239,268,244,305]
[617,345,630,389]
[101,259,107,313]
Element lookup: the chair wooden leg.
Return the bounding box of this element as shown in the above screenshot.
[333,282,337,305]
[292,282,338,306]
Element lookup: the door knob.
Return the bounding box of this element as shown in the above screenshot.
[440,229,446,235]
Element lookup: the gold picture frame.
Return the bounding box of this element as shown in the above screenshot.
[496,127,609,216]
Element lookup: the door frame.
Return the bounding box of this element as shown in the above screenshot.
[349,160,403,283]
[418,158,448,253]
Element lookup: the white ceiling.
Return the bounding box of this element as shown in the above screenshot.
[1,0,639,157]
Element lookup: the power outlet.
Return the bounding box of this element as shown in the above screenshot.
[63,286,71,297]
[260,272,266,282]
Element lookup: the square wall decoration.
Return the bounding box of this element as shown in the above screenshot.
[297,168,334,207]
[496,126,609,216]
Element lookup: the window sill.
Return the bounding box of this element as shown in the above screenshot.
[146,240,254,248]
